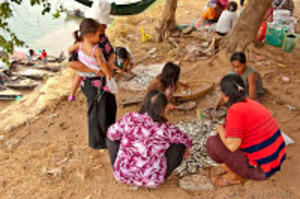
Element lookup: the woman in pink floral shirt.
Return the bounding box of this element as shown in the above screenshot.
[107,90,193,188]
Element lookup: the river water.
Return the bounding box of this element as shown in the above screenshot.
[7,0,89,56]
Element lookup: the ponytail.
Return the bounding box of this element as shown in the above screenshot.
[221,74,246,107]
[73,18,101,43]
[73,30,83,42]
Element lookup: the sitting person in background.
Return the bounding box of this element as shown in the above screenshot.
[147,62,188,110]
[202,0,229,24]
[113,47,135,75]
[207,74,286,187]
[230,51,264,103]
[106,90,192,188]
[216,1,239,36]
[265,0,295,20]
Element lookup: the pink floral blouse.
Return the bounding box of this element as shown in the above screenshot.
[107,112,192,188]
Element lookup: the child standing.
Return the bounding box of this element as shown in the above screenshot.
[42,49,48,65]
[216,1,239,36]
[68,18,116,150]
[113,47,135,75]
[230,52,264,103]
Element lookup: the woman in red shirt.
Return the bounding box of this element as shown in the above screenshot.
[206,74,286,186]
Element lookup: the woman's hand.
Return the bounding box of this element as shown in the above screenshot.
[184,148,190,158]
[166,104,178,112]
[216,124,226,135]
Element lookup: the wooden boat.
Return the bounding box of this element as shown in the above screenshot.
[0,85,22,101]
[5,77,40,90]
[173,81,214,102]
[35,63,62,72]
[13,68,54,80]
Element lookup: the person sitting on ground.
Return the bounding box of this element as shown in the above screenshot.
[113,46,135,75]
[229,52,264,103]
[106,90,192,188]
[202,0,229,24]
[146,62,188,110]
[206,74,286,187]
[216,1,239,36]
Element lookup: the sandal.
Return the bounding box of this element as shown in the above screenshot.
[211,175,242,187]
[68,96,75,101]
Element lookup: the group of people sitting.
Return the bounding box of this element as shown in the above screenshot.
[66,2,286,189]
[201,0,295,36]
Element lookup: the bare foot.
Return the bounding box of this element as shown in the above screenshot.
[212,173,243,187]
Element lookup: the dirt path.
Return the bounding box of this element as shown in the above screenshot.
[1,0,300,198]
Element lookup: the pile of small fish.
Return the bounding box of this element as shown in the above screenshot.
[132,75,153,86]
[174,119,218,176]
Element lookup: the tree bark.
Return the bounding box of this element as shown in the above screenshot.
[222,0,273,52]
[156,0,178,43]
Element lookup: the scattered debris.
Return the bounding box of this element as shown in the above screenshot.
[179,175,215,191]
[148,48,157,54]
[286,105,296,111]
[174,119,217,176]
[57,157,69,165]
[83,195,92,199]
[40,167,63,177]
[278,63,287,69]
[282,76,291,82]
[48,113,58,118]
[0,135,3,141]
[5,138,19,151]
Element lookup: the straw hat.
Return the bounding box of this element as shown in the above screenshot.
[85,0,112,25]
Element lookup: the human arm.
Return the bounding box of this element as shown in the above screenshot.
[248,73,257,100]
[167,125,193,149]
[216,96,224,110]
[68,42,80,56]
[178,81,189,89]
[216,124,242,152]
[107,114,129,141]
[68,61,103,75]
[94,48,112,79]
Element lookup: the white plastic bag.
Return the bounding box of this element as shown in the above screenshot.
[107,77,118,93]
[281,131,295,146]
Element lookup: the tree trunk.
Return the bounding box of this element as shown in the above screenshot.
[222,0,273,52]
[156,0,177,43]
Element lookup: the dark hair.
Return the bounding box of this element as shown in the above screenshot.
[139,90,168,123]
[116,47,128,60]
[29,49,35,56]
[230,51,246,64]
[240,0,245,6]
[221,74,246,107]
[160,62,180,90]
[228,1,238,12]
[74,18,100,42]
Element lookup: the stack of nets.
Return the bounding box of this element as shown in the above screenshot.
[174,119,218,176]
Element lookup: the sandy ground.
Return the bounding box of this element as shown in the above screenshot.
[1,0,300,198]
